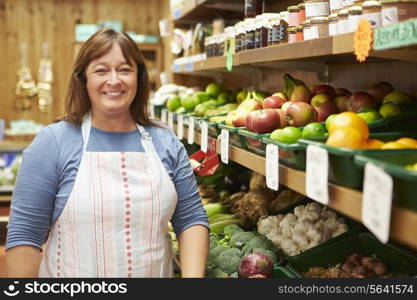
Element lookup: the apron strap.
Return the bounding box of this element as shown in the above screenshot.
[81,113,92,154]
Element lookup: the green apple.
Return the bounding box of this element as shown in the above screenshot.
[270,126,302,144]
[383,91,414,105]
[193,91,210,103]
[181,95,199,110]
[166,96,181,111]
[325,114,338,131]
[357,109,383,124]
[379,102,404,118]
[217,91,232,105]
[301,122,326,139]
[205,83,223,98]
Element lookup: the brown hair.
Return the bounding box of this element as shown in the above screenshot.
[61,28,156,126]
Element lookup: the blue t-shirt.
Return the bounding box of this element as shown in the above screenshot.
[6,121,209,250]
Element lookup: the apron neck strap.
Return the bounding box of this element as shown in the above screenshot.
[81,112,155,154]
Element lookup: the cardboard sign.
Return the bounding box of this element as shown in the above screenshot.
[374,19,417,50]
[265,144,279,191]
[306,145,329,205]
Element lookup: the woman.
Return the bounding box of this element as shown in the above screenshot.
[6,28,209,278]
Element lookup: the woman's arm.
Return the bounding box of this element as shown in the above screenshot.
[177,225,209,278]
[6,246,41,277]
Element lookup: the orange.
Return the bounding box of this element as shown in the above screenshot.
[381,141,409,150]
[328,112,369,141]
[364,138,384,149]
[395,137,417,148]
[326,128,366,149]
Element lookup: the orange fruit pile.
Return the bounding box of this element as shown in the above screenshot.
[325,112,417,149]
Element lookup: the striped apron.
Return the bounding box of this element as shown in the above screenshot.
[39,114,178,277]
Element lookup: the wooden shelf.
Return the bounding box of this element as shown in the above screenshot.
[171,0,243,26]
[178,125,417,252]
[0,140,30,153]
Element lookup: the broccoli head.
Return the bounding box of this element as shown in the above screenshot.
[209,245,230,260]
[223,224,244,237]
[231,231,257,247]
[216,254,241,275]
[242,236,275,256]
[206,268,229,278]
[218,248,243,259]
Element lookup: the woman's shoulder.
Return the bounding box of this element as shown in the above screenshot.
[145,123,177,143]
[32,121,81,147]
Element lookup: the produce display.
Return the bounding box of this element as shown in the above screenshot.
[257,202,349,256]
[303,253,402,278]
[0,154,22,186]
[405,162,417,172]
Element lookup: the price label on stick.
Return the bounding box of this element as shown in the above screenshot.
[200,121,208,153]
[177,114,184,140]
[306,145,329,205]
[168,112,174,131]
[265,144,279,191]
[161,109,168,124]
[220,129,229,164]
[188,117,195,145]
[362,162,393,243]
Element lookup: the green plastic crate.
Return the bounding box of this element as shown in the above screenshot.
[354,151,417,211]
[153,104,164,118]
[368,106,417,132]
[262,136,307,171]
[298,131,417,189]
[237,129,268,156]
[272,266,298,278]
[286,232,417,277]
[218,123,248,149]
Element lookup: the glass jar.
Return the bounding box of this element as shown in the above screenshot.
[205,36,211,58]
[310,16,329,38]
[303,19,312,40]
[348,6,363,32]
[279,11,290,44]
[296,25,304,41]
[288,5,301,26]
[235,22,243,53]
[225,26,236,54]
[362,0,382,27]
[330,0,344,13]
[305,0,331,18]
[288,26,297,43]
[328,13,339,35]
[218,33,225,56]
[244,18,257,50]
[254,15,263,48]
[260,14,275,47]
[245,0,265,18]
[267,15,280,45]
[337,9,349,33]
[381,0,417,26]
[298,3,307,22]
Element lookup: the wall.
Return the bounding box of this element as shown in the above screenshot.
[0,0,167,126]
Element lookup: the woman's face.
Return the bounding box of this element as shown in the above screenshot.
[86,43,138,119]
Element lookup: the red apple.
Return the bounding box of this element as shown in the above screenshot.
[367,81,394,104]
[290,85,312,103]
[335,88,351,97]
[232,98,263,127]
[282,101,292,113]
[311,93,333,107]
[347,92,379,112]
[274,109,287,128]
[286,102,317,127]
[272,91,288,100]
[334,95,350,112]
[246,109,281,133]
[262,96,287,109]
[311,84,336,98]
[314,101,340,122]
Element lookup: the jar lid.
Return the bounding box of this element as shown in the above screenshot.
[288,5,300,12]
[298,3,306,8]
[329,13,339,20]
[338,9,349,16]
[362,0,382,7]
[287,26,297,32]
[310,16,329,23]
[348,5,363,13]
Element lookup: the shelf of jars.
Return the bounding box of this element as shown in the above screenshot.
[0,140,31,154]
[168,123,417,252]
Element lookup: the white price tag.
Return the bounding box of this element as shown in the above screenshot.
[149,104,155,119]
[177,114,184,140]
[168,112,174,131]
[161,109,168,124]
[265,144,279,191]
[220,129,229,164]
[362,163,393,244]
[306,145,329,205]
[188,117,195,145]
[200,121,208,153]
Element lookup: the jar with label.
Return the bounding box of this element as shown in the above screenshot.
[330,0,344,12]
[288,6,301,26]
[381,0,417,26]
[245,0,265,18]
[305,0,331,18]
[245,18,257,50]
[288,26,297,43]
[254,15,263,48]
[235,22,243,53]
[267,15,280,45]
[343,0,355,9]
[225,26,236,54]
[337,9,349,33]
[328,13,339,35]
[218,33,225,56]
[303,19,312,40]
[296,25,304,41]
[348,6,363,32]
[299,3,307,22]
[205,36,212,58]
[260,14,276,47]
[310,16,329,38]
[362,0,382,27]
[279,11,290,44]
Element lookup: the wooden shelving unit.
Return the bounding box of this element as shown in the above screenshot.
[176,125,417,252]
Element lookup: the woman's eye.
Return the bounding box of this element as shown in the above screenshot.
[95,69,107,74]
[119,68,132,73]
